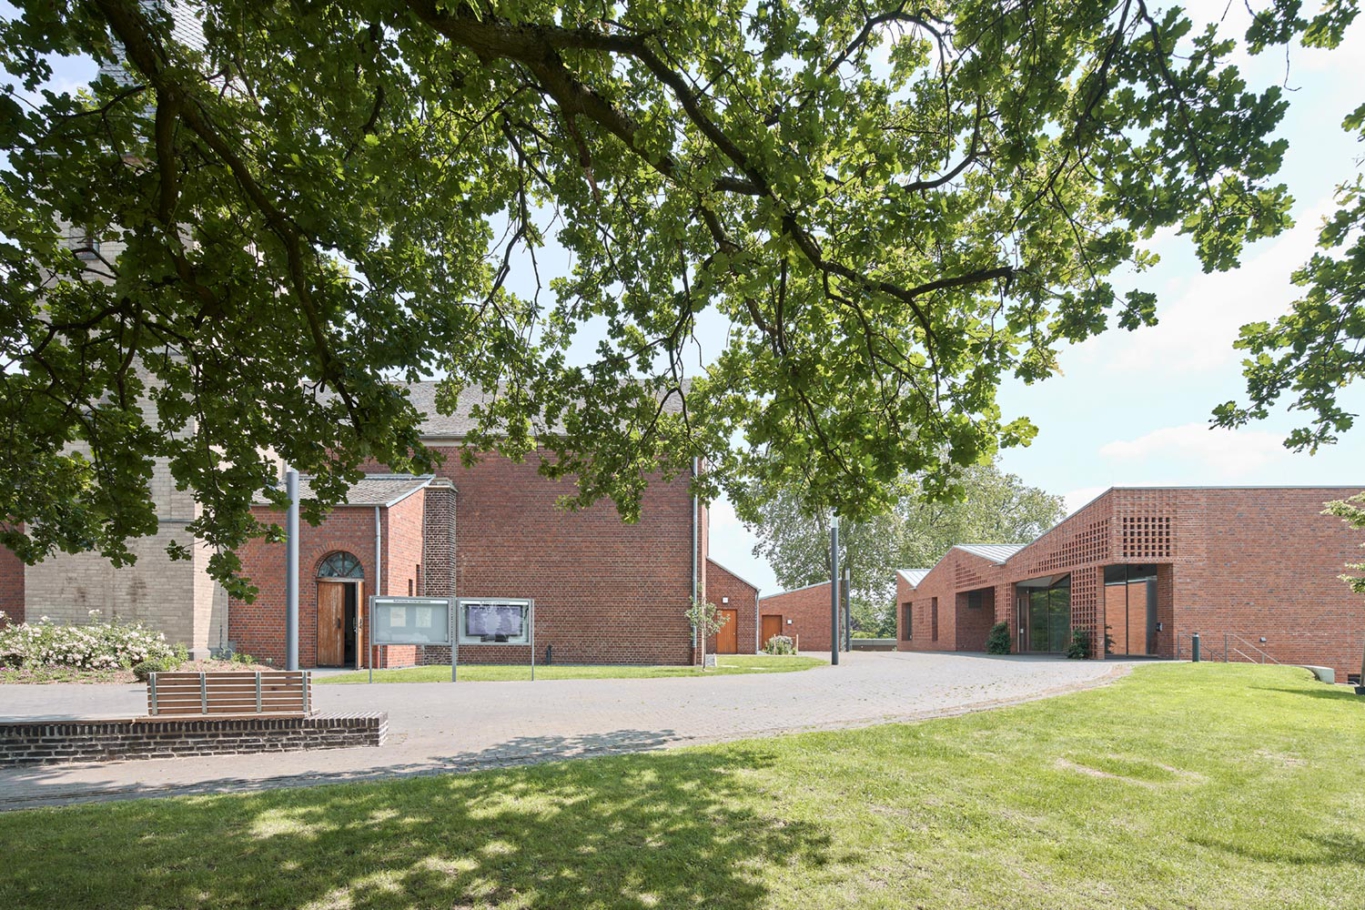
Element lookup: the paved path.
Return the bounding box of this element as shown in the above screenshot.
[0,652,1132,810]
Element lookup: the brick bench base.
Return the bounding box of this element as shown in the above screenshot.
[0,713,387,767]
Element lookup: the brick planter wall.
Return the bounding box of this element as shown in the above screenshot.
[0,713,387,767]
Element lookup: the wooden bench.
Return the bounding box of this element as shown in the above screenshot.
[147,671,312,717]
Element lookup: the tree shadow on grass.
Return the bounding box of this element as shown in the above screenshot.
[438,729,688,771]
[1251,685,1365,703]
[0,729,687,808]
[0,742,829,909]
[1186,831,1365,868]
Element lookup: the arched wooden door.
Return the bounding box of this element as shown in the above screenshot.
[317,552,364,669]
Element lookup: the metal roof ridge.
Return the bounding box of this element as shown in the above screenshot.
[382,476,435,508]
[953,543,1026,565]
[759,578,831,599]
[896,568,933,587]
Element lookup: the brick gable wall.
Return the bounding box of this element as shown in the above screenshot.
[410,449,697,666]
[760,582,834,653]
[705,559,760,654]
[0,542,24,625]
[230,452,700,669]
[895,550,1004,652]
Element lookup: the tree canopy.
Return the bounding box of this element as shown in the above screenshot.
[739,462,1065,633]
[1214,0,1363,450]
[0,0,1306,593]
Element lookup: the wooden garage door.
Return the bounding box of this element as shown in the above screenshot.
[716,609,739,654]
[761,614,783,647]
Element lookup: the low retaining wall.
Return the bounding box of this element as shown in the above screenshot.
[0,713,387,767]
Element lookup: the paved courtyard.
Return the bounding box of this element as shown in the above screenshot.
[0,651,1133,809]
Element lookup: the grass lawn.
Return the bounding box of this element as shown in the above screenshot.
[3,664,1364,909]
[316,654,826,684]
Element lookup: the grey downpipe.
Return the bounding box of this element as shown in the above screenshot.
[691,458,699,654]
[373,505,382,670]
[830,516,840,666]
[285,468,299,671]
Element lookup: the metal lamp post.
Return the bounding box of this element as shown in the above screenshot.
[844,565,852,651]
[830,516,840,666]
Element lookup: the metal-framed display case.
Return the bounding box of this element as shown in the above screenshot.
[455,598,536,680]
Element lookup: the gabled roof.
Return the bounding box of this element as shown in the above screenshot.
[407,382,497,438]
[706,558,763,593]
[256,474,434,508]
[896,568,932,588]
[953,544,1026,565]
[759,579,831,601]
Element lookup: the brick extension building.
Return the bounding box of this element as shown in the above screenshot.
[895,487,1365,680]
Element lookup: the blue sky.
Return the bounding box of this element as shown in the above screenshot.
[25,2,1365,596]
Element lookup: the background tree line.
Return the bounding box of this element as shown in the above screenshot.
[738,463,1065,636]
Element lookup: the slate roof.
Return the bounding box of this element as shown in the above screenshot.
[408,380,689,438]
[896,568,932,588]
[953,544,1026,565]
[407,382,497,438]
[255,474,433,508]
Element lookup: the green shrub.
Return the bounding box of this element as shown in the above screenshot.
[132,658,169,682]
[986,622,1011,654]
[0,618,176,671]
[764,635,796,655]
[1067,627,1092,660]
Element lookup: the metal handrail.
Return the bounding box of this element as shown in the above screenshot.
[1175,630,1281,665]
[1223,631,1280,665]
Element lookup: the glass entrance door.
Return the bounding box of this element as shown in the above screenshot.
[1016,574,1072,653]
[1103,565,1157,656]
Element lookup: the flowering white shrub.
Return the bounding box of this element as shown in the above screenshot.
[0,619,176,671]
[763,635,796,656]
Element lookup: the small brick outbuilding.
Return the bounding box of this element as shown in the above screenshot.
[759,581,835,653]
[704,559,761,655]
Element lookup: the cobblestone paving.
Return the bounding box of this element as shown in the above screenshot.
[0,651,1133,809]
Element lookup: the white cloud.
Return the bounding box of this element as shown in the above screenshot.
[1098,423,1288,476]
[1062,486,1111,516]
[708,498,744,531]
[1092,197,1335,377]
[706,497,779,594]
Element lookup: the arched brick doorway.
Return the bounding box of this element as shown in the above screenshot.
[317,551,364,668]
